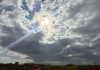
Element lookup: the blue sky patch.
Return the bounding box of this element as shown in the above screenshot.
[0,5,14,14]
[21,0,41,20]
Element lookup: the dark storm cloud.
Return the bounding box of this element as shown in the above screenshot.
[65,0,100,65]
[0,24,27,47]
[26,54,73,63]
[58,38,72,46]
[4,33,76,64]
[62,45,93,56]
[62,44,100,64]
[9,37,74,64]
[72,13,100,35]
[0,22,44,48]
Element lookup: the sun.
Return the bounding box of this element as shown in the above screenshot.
[41,18,48,26]
[39,18,49,29]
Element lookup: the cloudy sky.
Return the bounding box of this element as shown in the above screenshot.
[0,0,100,65]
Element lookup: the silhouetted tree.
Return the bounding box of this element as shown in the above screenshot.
[15,62,19,65]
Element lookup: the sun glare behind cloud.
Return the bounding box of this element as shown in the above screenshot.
[42,18,48,25]
[39,18,49,29]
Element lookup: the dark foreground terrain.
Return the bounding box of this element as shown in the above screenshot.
[0,62,100,70]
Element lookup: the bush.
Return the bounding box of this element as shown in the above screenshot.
[41,68,44,70]
[76,66,92,70]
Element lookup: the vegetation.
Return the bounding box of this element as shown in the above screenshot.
[0,62,100,70]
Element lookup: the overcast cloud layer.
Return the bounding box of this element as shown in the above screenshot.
[0,0,100,65]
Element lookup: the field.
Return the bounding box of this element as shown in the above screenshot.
[0,62,100,70]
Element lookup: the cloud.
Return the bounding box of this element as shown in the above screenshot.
[0,56,32,63]
[0,0,100,65]
[9,37,74,65]
[0,0,34,63]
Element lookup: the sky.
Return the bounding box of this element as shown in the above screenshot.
[0,0,100,65]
